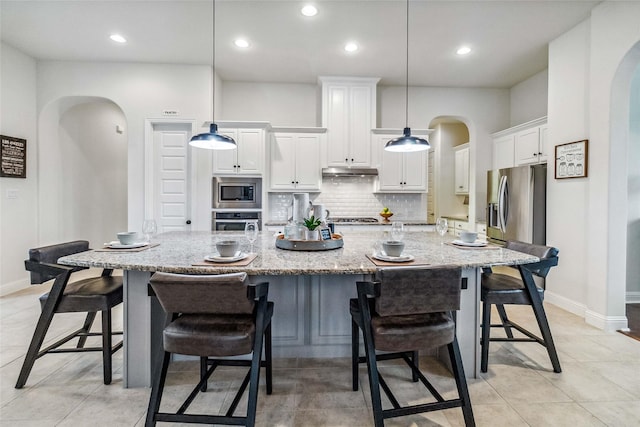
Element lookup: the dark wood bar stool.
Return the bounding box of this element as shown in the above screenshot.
[145,272,273,427]
[481,240,560,373]
[16,240,123,388]
[351,267,475,427]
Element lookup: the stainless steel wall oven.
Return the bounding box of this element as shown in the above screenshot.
[212,211,262,231]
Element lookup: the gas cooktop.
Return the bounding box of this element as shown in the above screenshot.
[330,217,379,223]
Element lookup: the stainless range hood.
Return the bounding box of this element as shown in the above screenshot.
[322,167,378,177]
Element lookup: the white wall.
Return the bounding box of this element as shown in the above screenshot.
[222,82,317,126]
[0,43,38,295]
[546,20,590,315]
[510,69,548,126]
[546,1,640,330]
[58,100,127,248]
[627,64,640,298]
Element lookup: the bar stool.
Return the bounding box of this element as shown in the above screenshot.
[351,267,475,427]
[145,272,273,427]
[17,240,123,388]
[481,240,560,373]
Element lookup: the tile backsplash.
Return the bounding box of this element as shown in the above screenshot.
[268,176,427,221]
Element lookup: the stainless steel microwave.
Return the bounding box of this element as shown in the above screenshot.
[212,177,262,209]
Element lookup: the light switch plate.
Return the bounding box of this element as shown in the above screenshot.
[6,189,18,199]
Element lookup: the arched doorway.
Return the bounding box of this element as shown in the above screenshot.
[610,41,640,325]
[38,96,127,248]
[427,117,473,224]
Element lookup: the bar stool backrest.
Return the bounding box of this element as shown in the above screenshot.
[150,272,254,315]
[27,240,89,284]
[374,267,462,317]
[505,241,559,278]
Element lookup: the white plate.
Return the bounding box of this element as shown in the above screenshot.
[105,241,149,249]
[204,252,248,263]
[451,240,488,247]
[372,253,414,263]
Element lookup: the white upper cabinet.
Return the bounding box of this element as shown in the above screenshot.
[214,123,269,175]
[374,132,428,192]
[269,130,323,191]
[454,144,470,195]
[492,117,547,170]
[319,77,379,167]
[514,123,549,165]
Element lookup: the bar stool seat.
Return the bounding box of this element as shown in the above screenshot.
[38,275,123,313]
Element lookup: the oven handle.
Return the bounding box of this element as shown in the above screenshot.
[214,219,259,223]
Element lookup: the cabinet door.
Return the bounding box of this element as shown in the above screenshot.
[348,85,373,167]
[325,85,350,166]
[269,133,296,190]
[236,129,263,174]
[454,147,469,194]
[294,135,321,190]
[514,127,541,166]
[493,134,515,170]
[212,128,238,174]
[378,148,404,191]
[402,150,427,191]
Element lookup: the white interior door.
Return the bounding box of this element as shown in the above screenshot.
[151,122,193,233]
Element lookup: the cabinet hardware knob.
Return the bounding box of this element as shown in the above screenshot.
[538,152,543,155]
[186,220,191,225]
[345,158,349,162]
[533,153,537,156]
[296,181,299,184]
[291,181,295,184]
[351,158,354,162]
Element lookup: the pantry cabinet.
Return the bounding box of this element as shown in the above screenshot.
[319,77,379,167]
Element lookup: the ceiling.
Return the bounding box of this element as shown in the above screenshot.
[0,0,600,88]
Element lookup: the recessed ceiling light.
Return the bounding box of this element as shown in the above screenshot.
[301,5,318,17]
[456,46,471,55]
[234,39,250,48]
[344,42,358,52]
[109,34,127,44]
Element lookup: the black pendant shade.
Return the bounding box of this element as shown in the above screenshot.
[385,127,430,152]
[384,0,430,153]
[189,0,237,150]
[189,123,237,150]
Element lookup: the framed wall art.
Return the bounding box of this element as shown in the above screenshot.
[1,135,27,178]
[555,139,588,179]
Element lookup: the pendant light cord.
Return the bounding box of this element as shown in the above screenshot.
[405,0,409,129]
[212,0,216,121]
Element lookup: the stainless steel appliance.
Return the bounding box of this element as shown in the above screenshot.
[212,211,262,231]
[487,164,546,245]
[212,177,262,209]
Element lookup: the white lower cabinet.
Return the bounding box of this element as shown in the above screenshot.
[269,132,321,191]
[447,219,469,236]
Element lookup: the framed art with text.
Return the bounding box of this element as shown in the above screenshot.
[1,135,27,178]
[555,139,588,179]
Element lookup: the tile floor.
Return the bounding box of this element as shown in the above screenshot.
[1,273,640,426]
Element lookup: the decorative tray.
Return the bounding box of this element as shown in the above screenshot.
[275,234,344,251]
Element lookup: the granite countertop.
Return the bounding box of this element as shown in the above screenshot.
[59,231,538,276]
[443,216,470,222]
[265,220,431,227]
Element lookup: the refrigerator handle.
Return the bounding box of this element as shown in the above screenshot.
[498,175,508,233]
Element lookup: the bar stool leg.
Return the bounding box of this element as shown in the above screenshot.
[145,351,171,427]
[481,300,492,373]
[101,309,113,385]
[351,319,359,391]
[265,321,273,395]
[77,312,97,348]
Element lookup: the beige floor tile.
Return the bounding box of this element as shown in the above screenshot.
[444,403,527,427]
[580,400,640,427]
[511,402,607,426]
[482,365,572,404]
[292,408,372,427]
[538,361,637,402]
[578,360,640,398]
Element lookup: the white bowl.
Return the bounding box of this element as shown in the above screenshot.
[382,240,405,257]
[117,232,138,245]
[216,240,239,257]
[459,231,478,243]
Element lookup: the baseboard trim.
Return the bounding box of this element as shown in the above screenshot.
[584,310,628,332]
[0,278,29,297]
[626,291,640,304]
[544,291,586,317]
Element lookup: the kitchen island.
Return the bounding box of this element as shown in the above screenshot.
[59,230,537,387]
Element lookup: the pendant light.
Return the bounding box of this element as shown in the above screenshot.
[384,0,430,152]
[189,0,237,150]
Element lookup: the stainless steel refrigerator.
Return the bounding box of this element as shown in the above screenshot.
[486,164,547,245]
